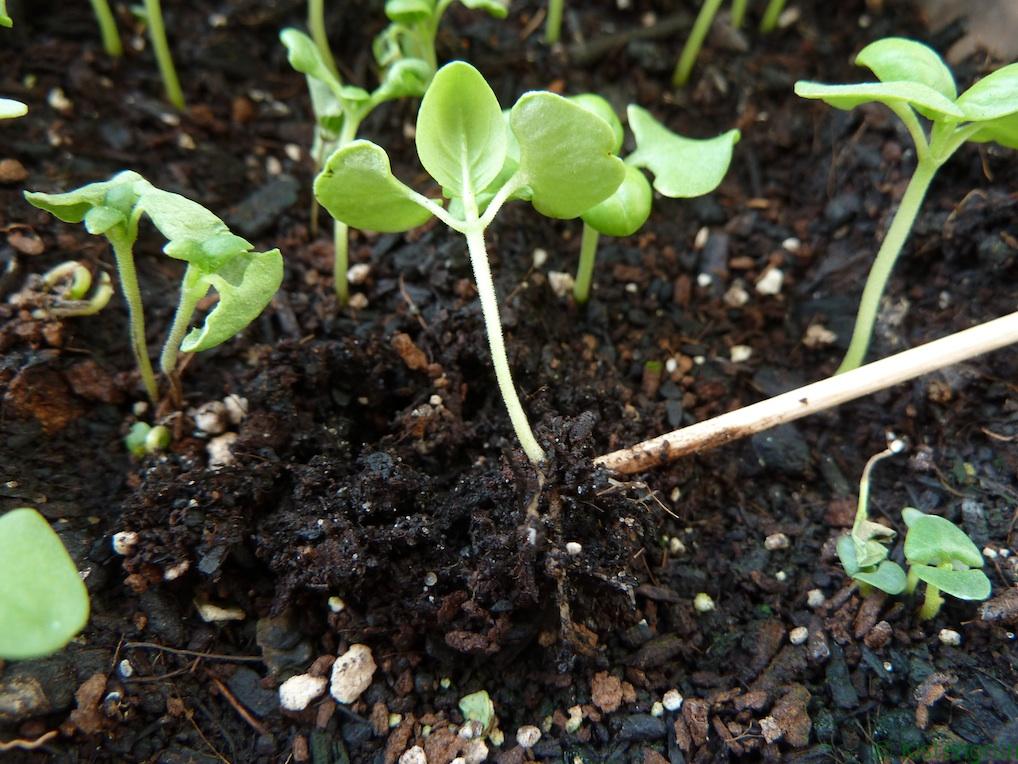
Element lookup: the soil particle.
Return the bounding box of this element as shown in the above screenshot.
[914,671,957,729]
[68,672,107,735]
[681,698,710,748]
[5,363,84,433]
[227,666,279,717]
[591,670,624,713]
[767,684,812,748]
[628,634,683,669]
[0,656,76,722]
[330,644,377,704]
[825,644,860,709]
[615,713,667,742]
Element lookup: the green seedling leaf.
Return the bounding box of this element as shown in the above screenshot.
[836,535,906,594]
[568,94,625,155]
[955,62,1018,121]
[0,97,26,119]
[582,164,653,237]
[903,512,984,568]
[855,37,956,100]
[315,140,434,232]
[24,170,145,230]
[385,0,433,24]
[510,92,625,219]
[626,106,740,198]
[280,28,343,92]
[793,81,965,121]
[136,186,252,268]
[0,508,90,660]
[911,565,991,601]
[970,112,1018,150]
[375,58,432,102]
[0,0,11,27]
[459,0,508,18]
[416,61,506,200]
[181,248,284,353]
[459,690,495,733]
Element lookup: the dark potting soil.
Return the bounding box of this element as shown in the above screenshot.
[1,1,1017,762]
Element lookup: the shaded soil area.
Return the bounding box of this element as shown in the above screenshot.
[2,1,1017,762]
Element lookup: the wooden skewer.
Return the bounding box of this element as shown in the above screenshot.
[594,311,1018,475]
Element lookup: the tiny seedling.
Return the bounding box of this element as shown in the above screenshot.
[31,261,114,318]
[126,421,171,457]
[136,0,184,109]
[545,0,564,43]
[0,508,90,660]
[307,0,338,78]
[314,61,625,463]
[796,38,1018,372]
[90,0,123,57]
[25,172,283,404]
[568,94,739,303]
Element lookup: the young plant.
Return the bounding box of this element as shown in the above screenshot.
[314,61,625,464]
[545,0,564,43]
[796,38,1018,372]
[0,508,90,660]
[32,261,114,317]
[126,421,171,457]
[307,0,338,78]
[137,0,184,109]
[90,0,123,57]
[568,94,739,303]
[25,173,283,404]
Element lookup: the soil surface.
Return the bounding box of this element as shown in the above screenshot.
[2,1,1017,762]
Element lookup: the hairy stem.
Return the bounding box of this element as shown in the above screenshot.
[836,158,939,373]
[918,582,944,620]
[545,0,564,44]
[308,0,339,78]
[143,0,185,110]
[729,0,748,28]
[573,222,600,304]
[673,0,723,87]
[159,265,207,388]
[110,233,158,403]
[759,0,787,32]
[89,0,122,57]
[464,226,546,464]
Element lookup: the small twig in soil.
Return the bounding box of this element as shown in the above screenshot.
[124,641,264,663]
[595,311,1018,474]
[212,677,269,736]
[0,731,58,751]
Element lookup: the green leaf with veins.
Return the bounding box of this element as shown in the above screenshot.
[582,165,653,237]
[855,38,957,100]
[416,61,506,201]
[24,170,145,229]
[910,565,991,601]
[510,92,625,219]
[903,511,985,568]
[314,140,435,232]
[955,62,1018,121]
[568,94,625,155]
[626,106,740,198]
[181,248,284,353]
[793,80,965,121]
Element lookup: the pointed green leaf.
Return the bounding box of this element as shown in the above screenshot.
[568,94,625,155]
[911,565,991,601]
[136,186,252,268]
[24,170,145,226]
[626,106,740,197]
[970,111,1018,150]
[582,165,652,237]
[794,80,964,120]
[280,28,343,91]
[181,248,283,353]
[385,0,435,24]
[956,62,1018,122]
[854,560,908,595]
[0,1,11,27]
[837,533,861,575]
[855,38,956,100]
[0,97,26,119]
[509,92,625,219]
[416,61,506,200]
[314,140,434,232]
[0,508,90,660]
[901,507,924,527]
[904,513,984,568]
[459,0,508,18]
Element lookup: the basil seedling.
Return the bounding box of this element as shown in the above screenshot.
[314,61,625,463]
[796,38,1018,372]
[0,508,90,660]
[33,261,114,318]
[89,0,123,56]
[25,173,283,403]
[137,0,184,109]
[569,94,739,303]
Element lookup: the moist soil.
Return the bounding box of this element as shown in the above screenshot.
[2,1,1017,762]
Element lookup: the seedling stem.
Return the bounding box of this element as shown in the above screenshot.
[159,265,205,402]
[545,0,564,44]
[759,0,786,33]
[110,220,159,403]
[673,0,723,87]
[89,0,122,56]
[573,222,600,303]
[729,0,747,28]
[307,0,338,78]
[143,0,184,110]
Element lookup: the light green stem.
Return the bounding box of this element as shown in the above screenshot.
[143,0,184,110]
[334,219,349,305]
[918,582,944,620]
[673,0,724,87]
[89,0,122,57]
[110,233,158,403]
[159,265,207,379]
[545,0,564,43]
[573,222,600,304]
[729,0,748,28]
[836,159,938,373]
[464,226,546,464]
[759,0,787,32]
[308,0,339,78]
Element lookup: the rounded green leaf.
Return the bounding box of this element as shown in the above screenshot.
[794,80,964,120]
[416,61,506,200]
[181,248,283,353]
[83,205,126,236]
[626,106,740,197]
[0,97,26,119]
[314,140,434,232]
[970,112,1018,150]
[509,92,625,219]
[568,94,624,155]
[0,508,90,660]
[855,38,956,100]
[582,165,652,237]
[903,513,984,568]
[911,565,991,601]
[854,560,908,595]
[375,58,432,102]
[956,62,1018,122]
[24,170,145,226]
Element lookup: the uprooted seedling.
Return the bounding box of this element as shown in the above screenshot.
[314,61,625,464]
[9,260,114,318]
[796,37,1018,372]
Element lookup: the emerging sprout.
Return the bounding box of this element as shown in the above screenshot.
[125,421,171,457]
[25,172,283,404]
[796,38,1018,372]
[89,0,122,57]
[139,0,185,109]
[34,261,114,318]
[0,508,90,660]
[314,61,625,463]
[568,94,739,303]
